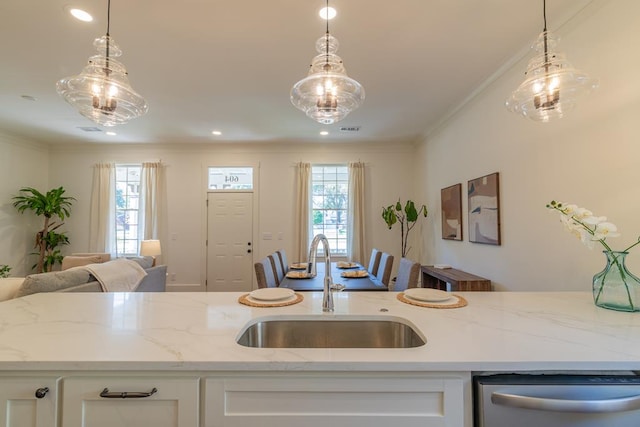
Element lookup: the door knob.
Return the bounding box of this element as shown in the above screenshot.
[35,387,49,399]
[247,249,252,253]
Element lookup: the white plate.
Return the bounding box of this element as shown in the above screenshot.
[336,261,358,269]
[404,288,452,302]
[249,288,295,301]
[247,294,297,304]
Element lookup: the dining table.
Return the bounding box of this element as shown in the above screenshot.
[278,261,388,291]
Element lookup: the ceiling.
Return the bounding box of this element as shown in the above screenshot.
[0,0,593,146]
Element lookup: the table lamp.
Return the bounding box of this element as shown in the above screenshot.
[140,240,161,267]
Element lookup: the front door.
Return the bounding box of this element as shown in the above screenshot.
[206,192,253,291]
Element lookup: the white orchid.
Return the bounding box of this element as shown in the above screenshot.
[547,200,639,253]
[593,222,621,240]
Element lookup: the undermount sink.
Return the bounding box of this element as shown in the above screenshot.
[236,316,426,348]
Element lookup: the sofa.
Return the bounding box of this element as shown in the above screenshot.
[0,257,167,302]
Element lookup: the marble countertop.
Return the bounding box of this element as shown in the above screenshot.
[1,291,639,372]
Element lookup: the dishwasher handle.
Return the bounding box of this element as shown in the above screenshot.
[491,391,640,413]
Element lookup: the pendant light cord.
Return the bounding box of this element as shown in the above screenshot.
[106,0,111,36]
[325,0,330,64]
[105,0,111,71]
[542,0,549,71]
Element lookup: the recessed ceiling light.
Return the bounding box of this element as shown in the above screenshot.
[320,131,329,136]
[319,7,336,20]
[105,131,117,136]
[212,130,222,136]
[69,8,93,22]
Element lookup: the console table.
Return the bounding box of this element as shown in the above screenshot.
[421,266,492,291]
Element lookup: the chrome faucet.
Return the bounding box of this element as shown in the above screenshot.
[307,234,334,312]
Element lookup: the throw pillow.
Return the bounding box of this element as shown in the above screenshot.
[15,269,92,298]
[125,256,154,269]
[61,255,103,271]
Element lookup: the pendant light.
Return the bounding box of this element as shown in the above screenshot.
[56,0,148,126]
[291,0,365,125]
[505,0,597,122]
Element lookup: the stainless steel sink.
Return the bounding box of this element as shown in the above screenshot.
[236,316,426,348]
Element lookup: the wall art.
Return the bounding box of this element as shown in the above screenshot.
[441,183,462,241]
[467,172,501,245]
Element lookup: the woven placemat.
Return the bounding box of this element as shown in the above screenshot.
[238,292,304,307]
[397,292,467,309]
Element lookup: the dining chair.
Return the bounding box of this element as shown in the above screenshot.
[367,248,382,276]
[276,249,288,273]
[375,252,394,286]
[254,258,278,288]
[268,254,285,286]
[393,257,421,291]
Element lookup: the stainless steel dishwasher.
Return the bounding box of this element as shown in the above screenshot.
[475,374,640,427]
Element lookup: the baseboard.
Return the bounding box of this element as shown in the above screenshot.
[166,283,204,292]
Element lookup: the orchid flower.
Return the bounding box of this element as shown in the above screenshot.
[547,200,639,253]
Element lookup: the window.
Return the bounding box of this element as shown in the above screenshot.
[115,165,141,256]
[311,165,348,255]
[208,167,253,190]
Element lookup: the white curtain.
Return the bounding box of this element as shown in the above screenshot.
[294,162,311,262]
[139,162,166,264]
[347,161,366,264]
[89,163,116,253]
[140,162,163,239]
[89,161,165,259]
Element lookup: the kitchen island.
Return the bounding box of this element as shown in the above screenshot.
[1,291,639,426]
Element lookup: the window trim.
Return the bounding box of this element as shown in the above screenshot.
[114,164,142,257]
[310,164,349,256]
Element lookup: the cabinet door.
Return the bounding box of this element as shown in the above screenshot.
[62,377,199,427]
[0,377,58,427]
[204,375,465,427]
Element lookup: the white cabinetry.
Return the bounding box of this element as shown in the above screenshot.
[0,377,58,427]
[61,376,199,427]
[204,373,468,427]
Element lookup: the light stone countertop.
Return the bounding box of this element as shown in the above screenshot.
[1,291,639,372]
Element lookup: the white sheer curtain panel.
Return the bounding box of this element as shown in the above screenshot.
[89,162,116,253]
[294,162,311,262]
[347,161,366,263]
[140,162,166,262]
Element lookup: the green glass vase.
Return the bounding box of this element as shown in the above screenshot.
[593,251,640,312]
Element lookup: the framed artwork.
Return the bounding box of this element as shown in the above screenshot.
[441,183,462,241]
[467,172,501,245]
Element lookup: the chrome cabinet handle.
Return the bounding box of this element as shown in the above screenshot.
[492,391,640,413]
[35,387,49,399]
[100,387,158,399]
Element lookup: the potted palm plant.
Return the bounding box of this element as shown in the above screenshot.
[382,199,428,258]
[13,187,75,273]
[0,264,10,278]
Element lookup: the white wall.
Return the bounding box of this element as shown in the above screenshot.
[0,133,49,276]
[48,142,417,289]
[416,0,640,291]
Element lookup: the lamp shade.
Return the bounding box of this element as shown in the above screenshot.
[140,240,162,257]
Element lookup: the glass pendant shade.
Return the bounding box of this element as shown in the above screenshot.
[506,31,597,122]
[291,33,365,124]
[56,35,148,126]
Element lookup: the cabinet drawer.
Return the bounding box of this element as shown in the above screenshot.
[204,375,465,427]
[62,376,199,427]
[0,377,58,427]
